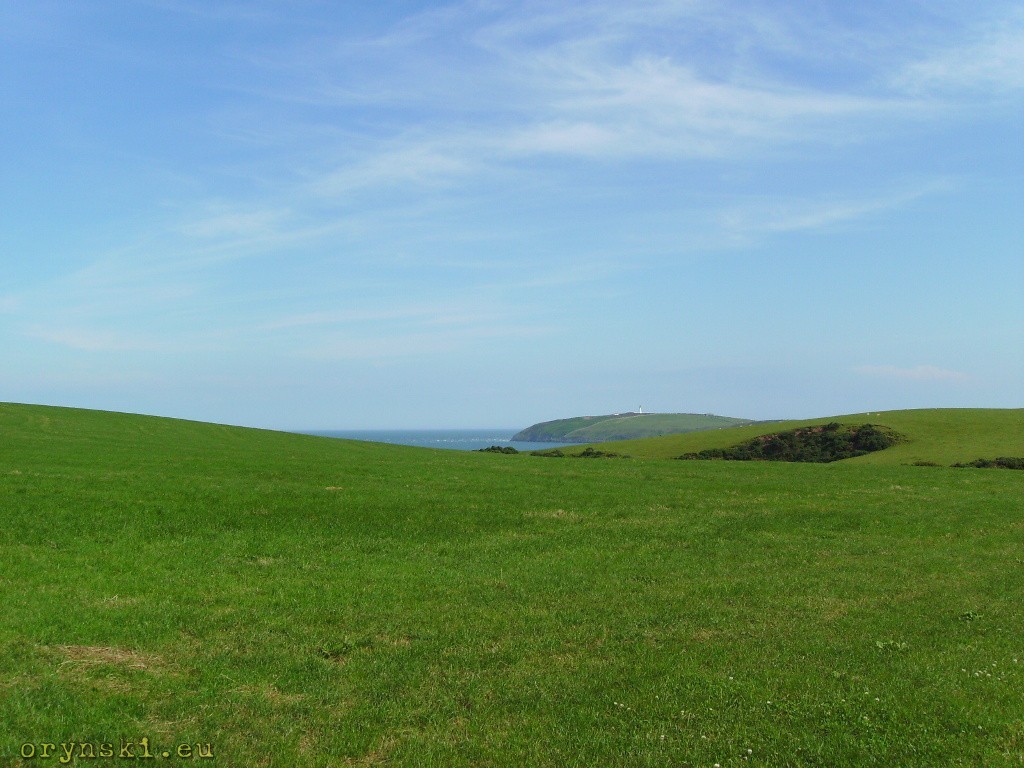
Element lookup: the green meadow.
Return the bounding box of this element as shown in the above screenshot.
[2,402,1023,766]
[570,408,1024,464]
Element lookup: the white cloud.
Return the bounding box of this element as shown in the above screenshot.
[262,302,501,332]
[896,9,1024,95]
[27,326,161,353]
[0,295,22,313]
[311,144,479,198]
[254,1,925,200]
[180,207,290,239]
[718,182,950,238]
[524,54,895,152]
[854,365,970,382]
[298,323,550,362]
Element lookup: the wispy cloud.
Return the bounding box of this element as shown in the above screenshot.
[854,365,971,382]
[26,326,164,353]
[491,64,894,161]
[311,143,480,198]
[246,0,927,203]
[105,0,1017,249]
[298,322,551,362]
[179,206,291,239]
[896,8,1024,95]
[262,302,506,332]
[719,181,951,238]
[5,1,1020,425]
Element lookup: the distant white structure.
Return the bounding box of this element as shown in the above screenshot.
[638,405,643,414]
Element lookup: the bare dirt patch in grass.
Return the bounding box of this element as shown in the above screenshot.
[43,645,169,694]
[51,644,164,670]
[692,628,722,643]
[343,737,397,766]
[376,634,413,648]
[233,683,306,706]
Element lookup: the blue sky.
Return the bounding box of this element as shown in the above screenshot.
[1,0,1021,429]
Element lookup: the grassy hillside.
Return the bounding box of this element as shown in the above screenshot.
[2,402,1023,766]
[569,408,1024,464]
[513,412,751,442]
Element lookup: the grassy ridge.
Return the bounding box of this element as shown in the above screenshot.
[513,412,751,442]
[571,408,1024,464]
[2,403,1023,766]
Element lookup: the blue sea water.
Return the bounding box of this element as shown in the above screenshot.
[305,429,574,453]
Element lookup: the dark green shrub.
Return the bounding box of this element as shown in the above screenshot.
[952,457,1024,469]
[576,447,621,458]
[677,423,902,464]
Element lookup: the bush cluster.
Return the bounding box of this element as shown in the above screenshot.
[677,423,901,464]
[528,447,627,458]
[476,445,519,454]
[575,447,623,458]
[952,457,1024,470]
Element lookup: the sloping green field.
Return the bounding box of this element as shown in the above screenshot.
[1,402,1023,767]
[572,408,1024,464]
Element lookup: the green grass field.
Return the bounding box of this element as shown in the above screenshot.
[2,403,1023,766]
[569,408,1024,464]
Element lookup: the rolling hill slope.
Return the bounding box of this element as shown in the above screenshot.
[568,407,1024,464]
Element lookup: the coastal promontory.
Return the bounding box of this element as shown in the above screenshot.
[512,412,753,443]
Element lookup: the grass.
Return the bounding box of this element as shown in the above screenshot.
[568,408,1024,464]
[1,402,1023,766]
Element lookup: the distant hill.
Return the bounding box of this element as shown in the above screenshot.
[512,412,754,443]
[561,408,1024,465]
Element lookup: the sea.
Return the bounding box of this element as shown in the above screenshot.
[304,429,574,453]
